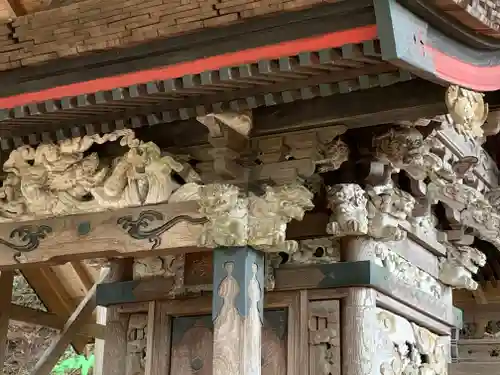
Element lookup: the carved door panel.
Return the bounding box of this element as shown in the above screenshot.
[170,309,287,375]
[308,300,340,375]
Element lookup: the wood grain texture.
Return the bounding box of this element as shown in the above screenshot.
[0,270,13,368]
[9,304,104,338]
[144,301,171,375]
[33,268,110,375]
[342,288,377,375]
[102,261,132,375]
[0,201,203,268]
[309,300,340,375]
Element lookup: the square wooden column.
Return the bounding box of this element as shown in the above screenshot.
[212,246,264,375]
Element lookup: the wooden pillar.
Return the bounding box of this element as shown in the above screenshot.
[342,287,377,375]
[102,260,132,375]
[0,270,13,368]
[93,267,109,375]
[341,237,377,375]
[212,246,264,375]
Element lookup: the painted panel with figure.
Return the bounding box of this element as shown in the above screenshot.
[170,310,287,374]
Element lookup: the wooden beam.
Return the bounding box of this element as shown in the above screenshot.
[96,261,458,327]
[0,270,13,368]
[32,268,110,375]
[253,80,447,134]
[70,261,95,292]
[9,304,104,339]
[22,267,89,352]
[0,200,204,269]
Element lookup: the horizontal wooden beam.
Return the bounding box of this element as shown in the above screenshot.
[0,200,204,269]
[96,261,460,327]
[253,80,447,134]
[10,304,105,339]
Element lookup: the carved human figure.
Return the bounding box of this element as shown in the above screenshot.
[243,263,262,375]
[213,262,241,375]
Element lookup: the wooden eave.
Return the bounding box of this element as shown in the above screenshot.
[375,0,500,91]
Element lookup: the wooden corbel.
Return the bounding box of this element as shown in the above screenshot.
[197,112,252,180]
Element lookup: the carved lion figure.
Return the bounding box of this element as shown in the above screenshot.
[248,183,314,253]
[326,183,368,237]
[198,184,248,247]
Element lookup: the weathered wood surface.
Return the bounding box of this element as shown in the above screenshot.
[0,271,13,368]
[0,201,204,268]
[9,304,104,339]
[97,260,458,327]
[33,268,109,375]
[212,247,264,375]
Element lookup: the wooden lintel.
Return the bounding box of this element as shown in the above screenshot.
[96,261,459,327]
[33,268,110,375]
[0,200,204,268]
[9,304,105,339]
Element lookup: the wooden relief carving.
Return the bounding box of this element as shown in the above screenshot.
[170,310,287,375]
[126,313,148,375]
[376,308,449,375]
[184,252,213,286]
[0,224,52,262]
[118,210,208,250]
[309,300,340,375]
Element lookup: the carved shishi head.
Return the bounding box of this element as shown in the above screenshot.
[263,184,314,221]
[327,184,367,211]
[198,184,242,216]
[373,127,425,170]
[316,138,350,173]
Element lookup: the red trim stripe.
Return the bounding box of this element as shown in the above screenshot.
[0,25,377,109]
[429,45,500,91]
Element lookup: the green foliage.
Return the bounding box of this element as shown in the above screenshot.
[52,354,94,375]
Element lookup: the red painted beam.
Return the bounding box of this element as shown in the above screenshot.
[0,25,378,109]
[429,46,500,91]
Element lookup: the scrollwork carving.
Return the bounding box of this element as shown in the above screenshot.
[118,210,208,250]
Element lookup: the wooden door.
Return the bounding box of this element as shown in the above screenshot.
[170,310,287,375]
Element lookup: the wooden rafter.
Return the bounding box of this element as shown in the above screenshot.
[32,268,110,375]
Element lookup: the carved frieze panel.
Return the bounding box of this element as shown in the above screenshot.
[126,313,148,375]
[309,300,340,375]
[368,240,443,299]
[0,129,191,222]
[376,308,449,375]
